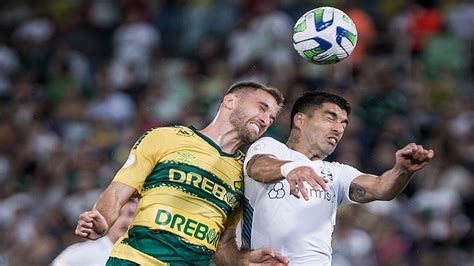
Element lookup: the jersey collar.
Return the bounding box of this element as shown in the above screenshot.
[189,126,243,158]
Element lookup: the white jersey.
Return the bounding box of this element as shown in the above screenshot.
[242,137,363,265]
[51,236,113,266]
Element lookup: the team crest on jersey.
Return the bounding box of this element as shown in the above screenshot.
[268,182,285,199]
[320,167,334,182]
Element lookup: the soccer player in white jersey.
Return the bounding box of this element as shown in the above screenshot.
[242,91,434,265]
[52,199,137,266]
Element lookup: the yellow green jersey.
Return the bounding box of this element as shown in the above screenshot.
[107,126,244,265]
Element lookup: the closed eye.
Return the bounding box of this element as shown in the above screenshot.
[326,115,335,121]
[259,103,268,112]
[324,111,337,121]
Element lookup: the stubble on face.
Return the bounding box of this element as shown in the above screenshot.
[229,107,256,144]
[287,134,301,145]
[309,141,334,159]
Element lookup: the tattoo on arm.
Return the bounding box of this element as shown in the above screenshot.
[349,182,367,202]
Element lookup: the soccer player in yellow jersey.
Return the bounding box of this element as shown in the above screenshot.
[75,81,288,265]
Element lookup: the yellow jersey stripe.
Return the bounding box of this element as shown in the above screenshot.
[110,236,168,266]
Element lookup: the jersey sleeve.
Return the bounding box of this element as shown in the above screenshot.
[112,128,166,192]
[334,162,364,206]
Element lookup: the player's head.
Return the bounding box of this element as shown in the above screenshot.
[290,91,351,158]
[222,81,284,144]
[107,199,137,243]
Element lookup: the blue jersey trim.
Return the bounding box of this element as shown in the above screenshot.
[242,197,254,249]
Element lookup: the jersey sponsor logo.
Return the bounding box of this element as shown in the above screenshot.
[169,168,237,206]
[155,209,220,245]
[268,181,336,202]
[177,128,194,137]
[268,182,285,199]
[307,187,335,202]
[155,208,221,249]
[224,192,238,206]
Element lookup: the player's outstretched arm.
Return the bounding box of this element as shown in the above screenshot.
[246,154,328,201]
[212,228,288,265]
[349,143,434,203]
[75,182,136,239]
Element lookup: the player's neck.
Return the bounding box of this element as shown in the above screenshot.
[287,134,324,160]
[199,122,243,154]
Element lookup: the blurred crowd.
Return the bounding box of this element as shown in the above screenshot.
[0,0,472,265]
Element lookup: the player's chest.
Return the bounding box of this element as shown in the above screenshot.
[264,180,337,206]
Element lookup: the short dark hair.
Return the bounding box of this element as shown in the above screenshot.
[225,81,285,107]
[290,91,351,129]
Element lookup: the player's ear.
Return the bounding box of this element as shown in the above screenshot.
[293,112,306,129]
[222,94,238,110]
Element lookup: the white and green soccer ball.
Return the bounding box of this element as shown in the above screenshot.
[293,6,358,65]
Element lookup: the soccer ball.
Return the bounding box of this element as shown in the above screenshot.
[293,7,358,65]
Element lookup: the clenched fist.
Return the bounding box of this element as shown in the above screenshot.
[75,210,109,240]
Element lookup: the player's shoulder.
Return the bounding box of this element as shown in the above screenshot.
[248,137,286,153]
[321,160,347,168]
[139,125,193,139]
[253,136,285,147]
[321,160,360,172]
[131,126,189,150]
[149,125,192,134]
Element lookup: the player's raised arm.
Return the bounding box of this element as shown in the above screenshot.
[246,153,328,201]
[75,182,136,240]
[348,143,434,203]
[246,154,289,183]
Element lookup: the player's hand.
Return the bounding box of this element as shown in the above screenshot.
[75,210,109,240]
[285,165,328,201]
[248,248,288,265]
[395,143,434,173]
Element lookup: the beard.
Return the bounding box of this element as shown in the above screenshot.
[229,108,258,144]
[309,140,335,159]
[319,146,335,158]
